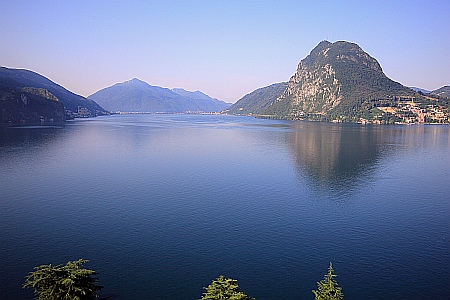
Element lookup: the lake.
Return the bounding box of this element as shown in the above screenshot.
[0,114,449,299]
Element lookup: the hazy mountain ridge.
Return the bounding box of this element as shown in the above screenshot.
[88,78,230,113]
[171,88,219,102]
[410,87,431,94]
[0,67,106,115]
[410,86,450,98]
[228,82,288,115]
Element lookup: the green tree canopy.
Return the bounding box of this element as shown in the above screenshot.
[23,258,103,300]
[312,262,344,300]
[200,275,255,300]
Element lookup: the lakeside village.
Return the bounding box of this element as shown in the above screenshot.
[66,106,96,118]
[65,106,109,119]
[358,95,449,124]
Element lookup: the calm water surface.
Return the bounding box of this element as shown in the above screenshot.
[0,114,449,299]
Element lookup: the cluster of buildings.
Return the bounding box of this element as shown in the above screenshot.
[361,97,449,124]
[65,106,102,119]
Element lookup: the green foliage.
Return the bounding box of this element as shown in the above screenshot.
[200,275,255,300]
[228,82,288,115]
[23,258,103,300]
[312,262,343,300]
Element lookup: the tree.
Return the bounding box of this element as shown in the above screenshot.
[200,275,255,300]
[312,262,343,300]
[23,258,103,300]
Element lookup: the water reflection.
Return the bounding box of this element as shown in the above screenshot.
[1,115,449,300]
[0,126,64,153]
[288,122,450,197]
[288,122,382,194]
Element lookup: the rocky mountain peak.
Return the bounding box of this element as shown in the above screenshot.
[263,40,415,121]
[296,41,382,76]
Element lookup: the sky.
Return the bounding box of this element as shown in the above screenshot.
[1,0,449,103]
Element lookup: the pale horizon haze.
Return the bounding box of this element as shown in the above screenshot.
[1,0,449,103]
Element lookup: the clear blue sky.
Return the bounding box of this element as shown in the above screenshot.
[1,0,449,103]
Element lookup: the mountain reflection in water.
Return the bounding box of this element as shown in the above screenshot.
[288,122,381,194]
[288,121,449,197]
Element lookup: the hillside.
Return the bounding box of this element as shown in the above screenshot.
[171,88,231,111]
[260,41,421,121]
[89,79,230,113]
[228,82,288,115]
[0,77,65,125]
[431,86,450,98]
[0,67,106,115]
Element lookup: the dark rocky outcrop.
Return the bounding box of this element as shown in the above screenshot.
[1,78,65,125]
[0,67,106,116]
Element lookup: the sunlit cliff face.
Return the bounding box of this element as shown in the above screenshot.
[282,61,342,114]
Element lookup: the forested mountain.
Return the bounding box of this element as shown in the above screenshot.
[89,79,230,113]
[0,67,106,115]
[262,40,419,121]
[228,82,288,115]
[431,86,450,98]
[0,77,65,125]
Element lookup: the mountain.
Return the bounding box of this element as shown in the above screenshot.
[228,82,288,115]
[1,77,65,125]
[0,67,106,115]
[431,86,450,98]
[89,78,231,113]
[410,87,430,94]
[171,88,232,110]
[247,41,420,121]
[171,88,217,102]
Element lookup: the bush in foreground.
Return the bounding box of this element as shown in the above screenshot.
[312,262,343,300]
[23,258,103,300]
[200,275,255,300]
[24,259,344,299]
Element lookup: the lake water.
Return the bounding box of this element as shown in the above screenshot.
[0,114,449,299]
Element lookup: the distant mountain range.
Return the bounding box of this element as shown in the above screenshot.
[0,67,106,115]
[410,86,450,98]
[88,78,231,113]
[410,87,431,94]
[229,41,449,122]
[0,67,231,125]
[2,49,448,125]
